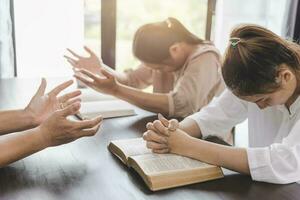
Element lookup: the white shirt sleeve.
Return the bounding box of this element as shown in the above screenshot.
[247,119,300,184]
[187,89,248,139]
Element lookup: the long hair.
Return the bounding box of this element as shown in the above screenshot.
[222,24,300,96]
[132,17,209,64]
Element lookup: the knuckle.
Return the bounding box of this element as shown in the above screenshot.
[153,120,160,126]
[148,130,157,139]
[92,119,99,126]
[142,132,148,140]
[146,122,153,129]
[87,130,96,136]
[159,137,166,143]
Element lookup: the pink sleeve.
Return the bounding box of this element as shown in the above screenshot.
[124,64,153,89]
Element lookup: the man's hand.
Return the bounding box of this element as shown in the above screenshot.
[25,79,81,126]
[38,102,102,147]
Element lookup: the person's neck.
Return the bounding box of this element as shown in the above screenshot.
[182,43,199,58]
[285,85,300,108]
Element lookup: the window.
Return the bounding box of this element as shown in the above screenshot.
[214,0,289,53]
[116,0,208,72]
[14,0,84,78]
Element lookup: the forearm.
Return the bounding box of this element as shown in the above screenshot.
[115,83,169,115]
[179,118,202,138]
[0,127,47,167]
[180,137,250,174]
[0,109,36,135]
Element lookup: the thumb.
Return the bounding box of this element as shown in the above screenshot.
[35,78,47,97]
[158,113,169,127]
[59,102,81,117]
[168,119,179,131]
[100,68,114,79]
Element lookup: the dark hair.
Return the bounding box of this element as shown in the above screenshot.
[222,24,300,96]
[132,17,208,64]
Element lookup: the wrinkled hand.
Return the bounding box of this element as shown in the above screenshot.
[25,78,81,126]
[143,114,190,154]
[38,102,102,147]
[64,46,103,75]
[74,68,119,96]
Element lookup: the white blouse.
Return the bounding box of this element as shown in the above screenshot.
[187,89,300,184]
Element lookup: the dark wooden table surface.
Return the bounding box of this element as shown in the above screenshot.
[0,78,299,200]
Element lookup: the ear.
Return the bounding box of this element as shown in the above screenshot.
[169,43,182,59]
[277,68,295,86]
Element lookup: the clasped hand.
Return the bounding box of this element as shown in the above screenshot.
[143,114,191,155]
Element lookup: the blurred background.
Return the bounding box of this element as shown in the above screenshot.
[1,0,298,78]
[0,0,299,146]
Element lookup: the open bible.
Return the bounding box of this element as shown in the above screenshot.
[77,88,136,119]
[108,138,224,191]
[79,88,117,102]
[80,100,136,119]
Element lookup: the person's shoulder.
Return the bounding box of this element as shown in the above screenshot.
[190,44,221,63]
[185,45,221,73]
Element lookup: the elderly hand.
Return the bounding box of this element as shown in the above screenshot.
[24,79,81,126]
[38,102,102,147]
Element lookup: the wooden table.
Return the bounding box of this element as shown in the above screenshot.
[0,78,299,200]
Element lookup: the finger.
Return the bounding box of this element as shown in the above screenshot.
[168,119,179,131]
[66,59,77,68]
[59,102,81,117]
[100,68,114,79]
[84,46,96,56]
[74,116,103,130]
[146,141,168,150]
[66,59,80,69]
[58,90,81,103]
[35,78,47,96]
[74,74,94,87]
[153,120,169,136]
[67,48,83,59]
[146,122,157,132]
[64,97,81,107]
[153,149,169,154]
[158,113,169,127]
[75,123,101,138]
[64,55,78,63]
[48,80,74,97]
[78,69,101,81]
[143,130,168,144]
